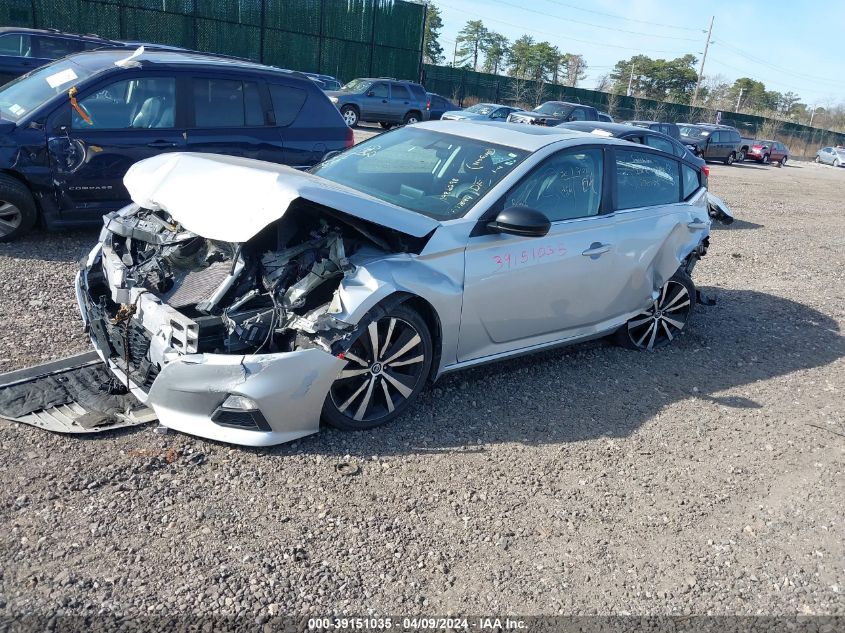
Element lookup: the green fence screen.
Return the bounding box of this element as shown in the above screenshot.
[1,0,426,82]
[423,64,845,158]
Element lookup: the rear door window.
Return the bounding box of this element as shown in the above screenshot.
[192,78,265,127]
[391,83,411,100]
[614,149,680,210]
[267,83,307,126]
[568,108,586,121]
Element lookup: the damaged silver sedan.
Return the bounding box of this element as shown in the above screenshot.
[76,121,719,446]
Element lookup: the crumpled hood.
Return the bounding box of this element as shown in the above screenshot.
[123,152,440,242]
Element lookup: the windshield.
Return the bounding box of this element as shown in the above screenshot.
[339,79,372,93]
[0,58,95,122]
[679,126,709,139]
[311,127,528,220]
[466,104,495,115]
[534,102,568,118]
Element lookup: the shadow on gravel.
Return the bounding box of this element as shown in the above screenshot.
[0,228,99,263]
[711,219,764,231]
[281,287,844,456]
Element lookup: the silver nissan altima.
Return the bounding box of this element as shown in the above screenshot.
[76,121,721,446]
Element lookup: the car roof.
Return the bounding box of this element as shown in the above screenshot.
[0,26,116,43]
[561,121,660,136]
[415,120,599,151]
[627,120,673,125]
[60,48,303,77]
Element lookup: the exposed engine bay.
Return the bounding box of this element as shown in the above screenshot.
[82,201,423,388]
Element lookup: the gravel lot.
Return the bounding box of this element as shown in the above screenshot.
[0,143,843,619]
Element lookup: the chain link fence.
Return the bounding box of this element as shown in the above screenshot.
[2,0,426,82]
[423,65,845,159]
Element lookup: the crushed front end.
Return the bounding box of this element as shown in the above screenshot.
[76,202,402,446]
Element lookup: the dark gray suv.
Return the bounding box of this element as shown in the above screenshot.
[326,78,429,128]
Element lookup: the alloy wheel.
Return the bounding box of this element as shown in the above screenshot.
[626,280,693,350]
[330,316,426,423]
[341,107,358,127]
[0,200,23,239]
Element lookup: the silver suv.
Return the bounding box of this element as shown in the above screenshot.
[326,78,429,128]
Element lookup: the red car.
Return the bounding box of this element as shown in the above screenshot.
[746,140,789,166]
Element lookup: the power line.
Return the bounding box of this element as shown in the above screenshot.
[713,40,841,87]
[489,0,702,42]
[707,57,839,97]
[446,4,694,55]
[539,0,704,32]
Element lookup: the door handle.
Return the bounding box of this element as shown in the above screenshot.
[581,242,612,258]
[687,218,708,229]
[146,140,177,148]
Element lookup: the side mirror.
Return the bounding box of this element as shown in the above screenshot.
[487,205,550,237]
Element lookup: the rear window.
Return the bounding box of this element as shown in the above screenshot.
[267,83,307,126]
[391,83,411,100]
[192,78,264,127]
[36,36,84,59]
[615,149,680,210]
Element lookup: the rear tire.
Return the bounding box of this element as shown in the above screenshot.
[815,156,820,163]
[403,111,421,125]
[737,149,746,162]
[0,174,37,243]
[614,269,696,351]
[724,152,735,165]
[322,304,432,431]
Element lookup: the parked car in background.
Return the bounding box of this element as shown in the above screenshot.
[425,93,458,120]
[507,101,599,126]
[626,120,681,141]
[75,120,722,445]
[746,139,788,166]
[815,146,845,167]
[558,121,706,175]
[597,111,613,122]
[0,27,122,84]
[679,124,742,165]
[439,102,521,122]
[303,72,341,91]
[738,136,756,162]
[0,48,352,241]
[325,78,429,128]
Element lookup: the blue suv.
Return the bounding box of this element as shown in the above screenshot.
[0,49,352,241]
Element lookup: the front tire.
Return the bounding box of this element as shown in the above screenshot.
[615,270,695,351]
[0,174,37,243]
[340,105,359,127]
[762,153,770,164]
[323,304,432,431]
[835,159,841,168]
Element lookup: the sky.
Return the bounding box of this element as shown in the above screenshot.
[434,0,845,106]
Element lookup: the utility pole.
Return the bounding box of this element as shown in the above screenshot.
[626,63,635,97]
[452,39,458,67]
[735,87,744,111]
[692,15,714,107]
[810,105,817,127]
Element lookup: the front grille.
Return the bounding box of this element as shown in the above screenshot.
[82,286,159,392]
